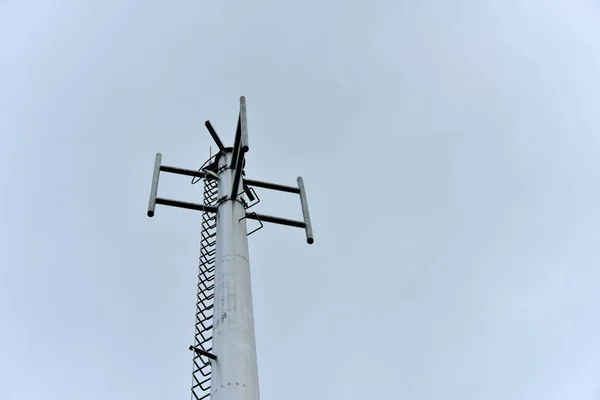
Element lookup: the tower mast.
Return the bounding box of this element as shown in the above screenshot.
[146,96,314,400]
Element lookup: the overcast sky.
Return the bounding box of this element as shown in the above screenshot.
[2,0,600,399]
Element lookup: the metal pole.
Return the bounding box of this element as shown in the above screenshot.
[297,176,314,244]
[147,153,162,217]
[210,149,260,400]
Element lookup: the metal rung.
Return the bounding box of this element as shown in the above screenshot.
[192,373,212,389]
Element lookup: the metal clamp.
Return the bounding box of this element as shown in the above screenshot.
[237,185,260,210]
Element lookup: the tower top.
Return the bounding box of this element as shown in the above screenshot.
[147,95,314,244]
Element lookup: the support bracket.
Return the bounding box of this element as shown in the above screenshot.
[204,120,225,151]
[239,212,264,236]
[147,153,219,217]
[189,345,217,360]
[242,176,314,244]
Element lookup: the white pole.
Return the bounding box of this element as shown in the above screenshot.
[210,149,260,400]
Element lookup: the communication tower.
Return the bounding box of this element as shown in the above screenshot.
[146,96,314,400]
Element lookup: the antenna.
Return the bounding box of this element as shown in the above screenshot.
[146,96,314,400]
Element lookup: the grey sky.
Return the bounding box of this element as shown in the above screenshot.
[2,0,600,399]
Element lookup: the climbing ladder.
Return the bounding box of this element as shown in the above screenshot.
[189,172,219,400]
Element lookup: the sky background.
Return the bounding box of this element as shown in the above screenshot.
[1,0,600,399]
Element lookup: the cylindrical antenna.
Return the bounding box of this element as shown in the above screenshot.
[297,176,314,244]
[147,153,162,217]
[240,96,249,153]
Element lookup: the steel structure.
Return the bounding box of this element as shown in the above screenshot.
[146,96,314,400]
